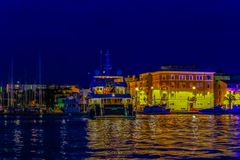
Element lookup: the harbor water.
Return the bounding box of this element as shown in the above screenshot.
[1,114,240,159]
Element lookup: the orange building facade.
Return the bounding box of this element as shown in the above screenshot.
[129,70,215,112]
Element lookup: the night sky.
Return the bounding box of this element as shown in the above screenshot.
[0,0,240,87]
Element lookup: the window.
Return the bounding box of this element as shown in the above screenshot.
[206,75,211,80]
[190,83,193,88]
[199,83,203,88]
[196,83,200,88]
[171,74,175,80]
[196,75,203,80]
[183,83,186,88]
[179,82,183,88]
[171,82,175,88]
[179,75,186,80]
[207,83,211,89]
[189,75,193,80]
[162,75,166,80]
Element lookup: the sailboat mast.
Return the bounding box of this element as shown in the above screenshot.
[10,59,14,107]
[38,54,42,106]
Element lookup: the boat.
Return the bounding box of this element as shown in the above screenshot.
[57,96,82,114]
[199,105,227,114]
[88,49,135,119]
[140,104,170,114]
[7,105,25,114]
[24,106,40,114]
[226,106,240,114]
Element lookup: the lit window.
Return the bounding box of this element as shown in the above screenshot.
[162,75,166,80]
[171,74,175,80]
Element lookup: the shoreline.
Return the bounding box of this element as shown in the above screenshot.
[0,112,88,116]
[0,112,239,116]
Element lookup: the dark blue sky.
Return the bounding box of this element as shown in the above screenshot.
[0,0,240,87]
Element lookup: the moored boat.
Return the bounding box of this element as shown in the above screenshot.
[199,105,227,114]
[88,75,135,119]
[140,104,170,115]
[226,106,240,114]
[88,49,135,119]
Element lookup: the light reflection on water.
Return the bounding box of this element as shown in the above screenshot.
[87,115,240,159]
[0,114,240,159]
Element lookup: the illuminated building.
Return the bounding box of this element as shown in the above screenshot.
[129,66,215,112]
[4,83,80,110]
[215,80,240,108]
[128,73,152,111]
[125,75,137,93]
[45,84,80,109]
[4,83,46,107]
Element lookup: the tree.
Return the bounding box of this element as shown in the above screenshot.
[224,91,236,109]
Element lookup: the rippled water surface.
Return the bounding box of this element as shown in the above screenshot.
[1,114,240,159]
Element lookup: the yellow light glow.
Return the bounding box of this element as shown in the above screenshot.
[192,86,196,90]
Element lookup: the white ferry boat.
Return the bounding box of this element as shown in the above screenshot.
[88,49,135,119]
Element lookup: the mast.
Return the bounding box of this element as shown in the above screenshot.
[38,53,42,106]
[10,59,14,107]
[104,49,112,76]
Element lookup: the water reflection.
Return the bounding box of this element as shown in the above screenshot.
[87,115,240,159]
[0,115,89,159]
[1,114,240,159]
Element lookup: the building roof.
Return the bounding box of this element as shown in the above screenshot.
[221,80,240,85]
[159,65,215,72]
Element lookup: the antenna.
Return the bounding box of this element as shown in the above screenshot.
[104,49,112,76]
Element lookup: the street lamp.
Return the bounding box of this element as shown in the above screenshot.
[191,86,196,111]
[150,86,155,105]
[135,87,139,111]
